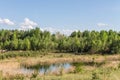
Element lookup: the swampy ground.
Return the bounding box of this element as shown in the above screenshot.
[0,51,120,80]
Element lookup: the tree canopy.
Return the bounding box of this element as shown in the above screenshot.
[0,28,120,54]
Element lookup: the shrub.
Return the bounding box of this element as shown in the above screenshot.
[91,71,101,80]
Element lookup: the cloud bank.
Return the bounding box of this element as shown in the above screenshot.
[97,23,109,27]
[41,27,77,35]
[0,18,15,26]
[20,18,38,30]
[0,17,112,35]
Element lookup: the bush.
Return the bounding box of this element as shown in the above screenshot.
[31,70,39,79]
[91,71,101,80]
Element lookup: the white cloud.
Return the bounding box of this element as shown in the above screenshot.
[0,18,15,26]
[97,23,109,27]
[41,27,76,35]
[20,18,38,30]
[61,29,77,35]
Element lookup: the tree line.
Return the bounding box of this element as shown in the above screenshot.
[0,28,120,54]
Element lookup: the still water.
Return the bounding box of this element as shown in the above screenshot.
[21,63,73,75]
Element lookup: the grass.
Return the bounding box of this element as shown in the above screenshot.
[0,51,48,60]
[1,68,120,80]
[0,51,120,80]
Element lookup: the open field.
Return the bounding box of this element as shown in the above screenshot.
[0,51,120,80]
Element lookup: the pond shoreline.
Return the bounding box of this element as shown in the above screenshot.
[0,52,120,78]
[21,53,120,67]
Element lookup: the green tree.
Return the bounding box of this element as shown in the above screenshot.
[23,38,31,50]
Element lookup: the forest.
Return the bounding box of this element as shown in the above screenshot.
[0,27,120,80]
[0,27,120,54]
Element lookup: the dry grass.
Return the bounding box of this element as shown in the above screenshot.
[21,53,120,67]
[0,52,120,78]
[0,62,20,76]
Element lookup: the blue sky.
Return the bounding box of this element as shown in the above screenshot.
[0,0,120,34]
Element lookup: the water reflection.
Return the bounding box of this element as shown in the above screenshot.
[21,63,72,75]
[21,61,104,75]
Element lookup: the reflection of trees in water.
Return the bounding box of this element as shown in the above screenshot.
[24,63,72,75]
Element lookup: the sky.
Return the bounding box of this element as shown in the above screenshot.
[0,0,120,35]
